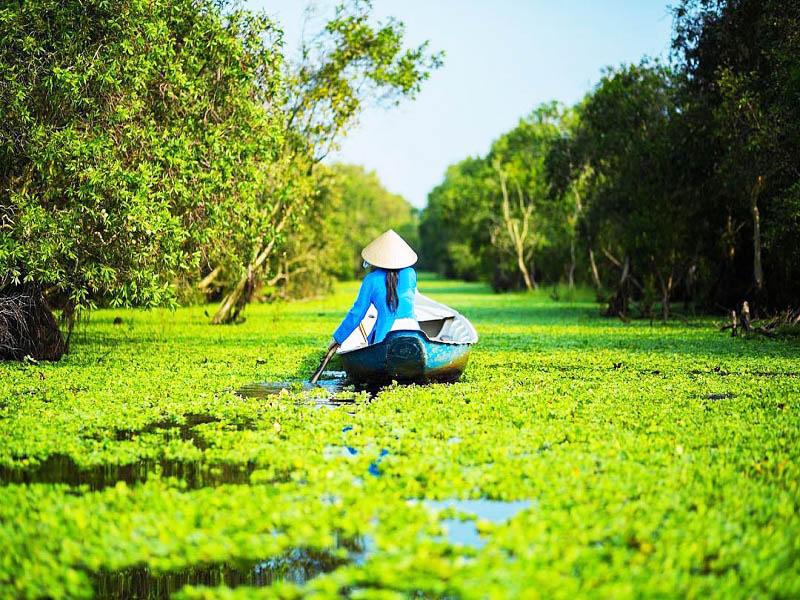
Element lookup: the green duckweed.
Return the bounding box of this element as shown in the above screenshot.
[1,280,798,598]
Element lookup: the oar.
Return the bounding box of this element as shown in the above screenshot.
[309,343,339,385]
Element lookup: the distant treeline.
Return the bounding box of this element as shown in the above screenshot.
[254,163,418,301]
[0,0,437,351]
[419,0,799,317]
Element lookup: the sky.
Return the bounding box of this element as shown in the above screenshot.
[248,1,675,208]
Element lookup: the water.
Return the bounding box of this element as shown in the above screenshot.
[235,370,349,401]
[0,454,270,491]
[91,539,365,599]
[114,413,224,445]
[0,413,267,490]
[235,371,382,404]
[420,499,533,549]
[332,499,534,570]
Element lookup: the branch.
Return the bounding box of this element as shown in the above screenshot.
[515,180,532,242]
[197,266,221,290]
[601,246,622,268]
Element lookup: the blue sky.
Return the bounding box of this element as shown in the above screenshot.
[248,1,675,208]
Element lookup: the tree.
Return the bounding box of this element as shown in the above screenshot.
[545,114,602,291]
[564,63,695,319]
[209,0,442,324]
[673,0,800,310]
[0,0,285,357]
[494,166,537,290]
[420,104,573,292]
[487,104,566,290]
[419,157,494,282]
[327,164,417,279]
[260,163,418,300]
[421,0,800,317]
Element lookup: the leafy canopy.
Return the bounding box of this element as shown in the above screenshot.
[0,0,285,310]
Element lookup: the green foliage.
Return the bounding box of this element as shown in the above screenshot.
[1,280,798,598]
[0,0,285,311]
[569,62,696,315]
[328,164,418,279]
[672,0,800,308]
[285,0,444,160]
[207,0,441,319]
[423,0,799,316]
[0,0,441,333]
[420,104,572,291]
[419,157,491,281]
[254,163,418,300]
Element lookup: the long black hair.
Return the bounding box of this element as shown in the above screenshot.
[385,269,399,312]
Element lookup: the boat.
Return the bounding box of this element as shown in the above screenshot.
[336,293,478,385]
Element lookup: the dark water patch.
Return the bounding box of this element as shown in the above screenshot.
[90,541,363,599]
[236,371,382,405]
[236,370,348,398]
[115,413,222,444]
[236,381,356,405]
[0,455,282,491]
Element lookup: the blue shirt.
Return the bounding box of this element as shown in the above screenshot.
[333,267,417,345]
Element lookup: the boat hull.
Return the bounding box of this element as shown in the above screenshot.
[339,331,472,385]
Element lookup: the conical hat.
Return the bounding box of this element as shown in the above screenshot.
[361,229,418,270]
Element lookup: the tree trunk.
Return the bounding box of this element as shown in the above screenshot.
[212,247,268,325]
[740,301,751,333]
[567,237,576,289]
[725,213,736,261]
[750,176,764,292]
[683,264,698,314]
[496,165,535,291]
[588,247,602,290]
[517,252,534,291]
[659,272,673,321]
[211,209,292,324]
[211,266,253,325]
[197,266,222,292]
[605,256,630,318]
[0,285,66,361]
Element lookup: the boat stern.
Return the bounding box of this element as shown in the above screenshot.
[339,331,471,386]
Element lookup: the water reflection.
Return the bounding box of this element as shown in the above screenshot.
[91,540,364,599]
[0,454,269,491]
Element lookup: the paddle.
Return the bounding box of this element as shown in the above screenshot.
[309,342,339,385]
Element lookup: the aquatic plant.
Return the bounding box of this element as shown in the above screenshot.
[0,280,798,598]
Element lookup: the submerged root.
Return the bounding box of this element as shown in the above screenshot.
[0,285,66,361]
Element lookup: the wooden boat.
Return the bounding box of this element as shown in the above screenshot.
[336,293,478,385]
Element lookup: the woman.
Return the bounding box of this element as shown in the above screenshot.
[329,230,418,351]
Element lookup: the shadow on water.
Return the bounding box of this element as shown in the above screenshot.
[91,539,365,599]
